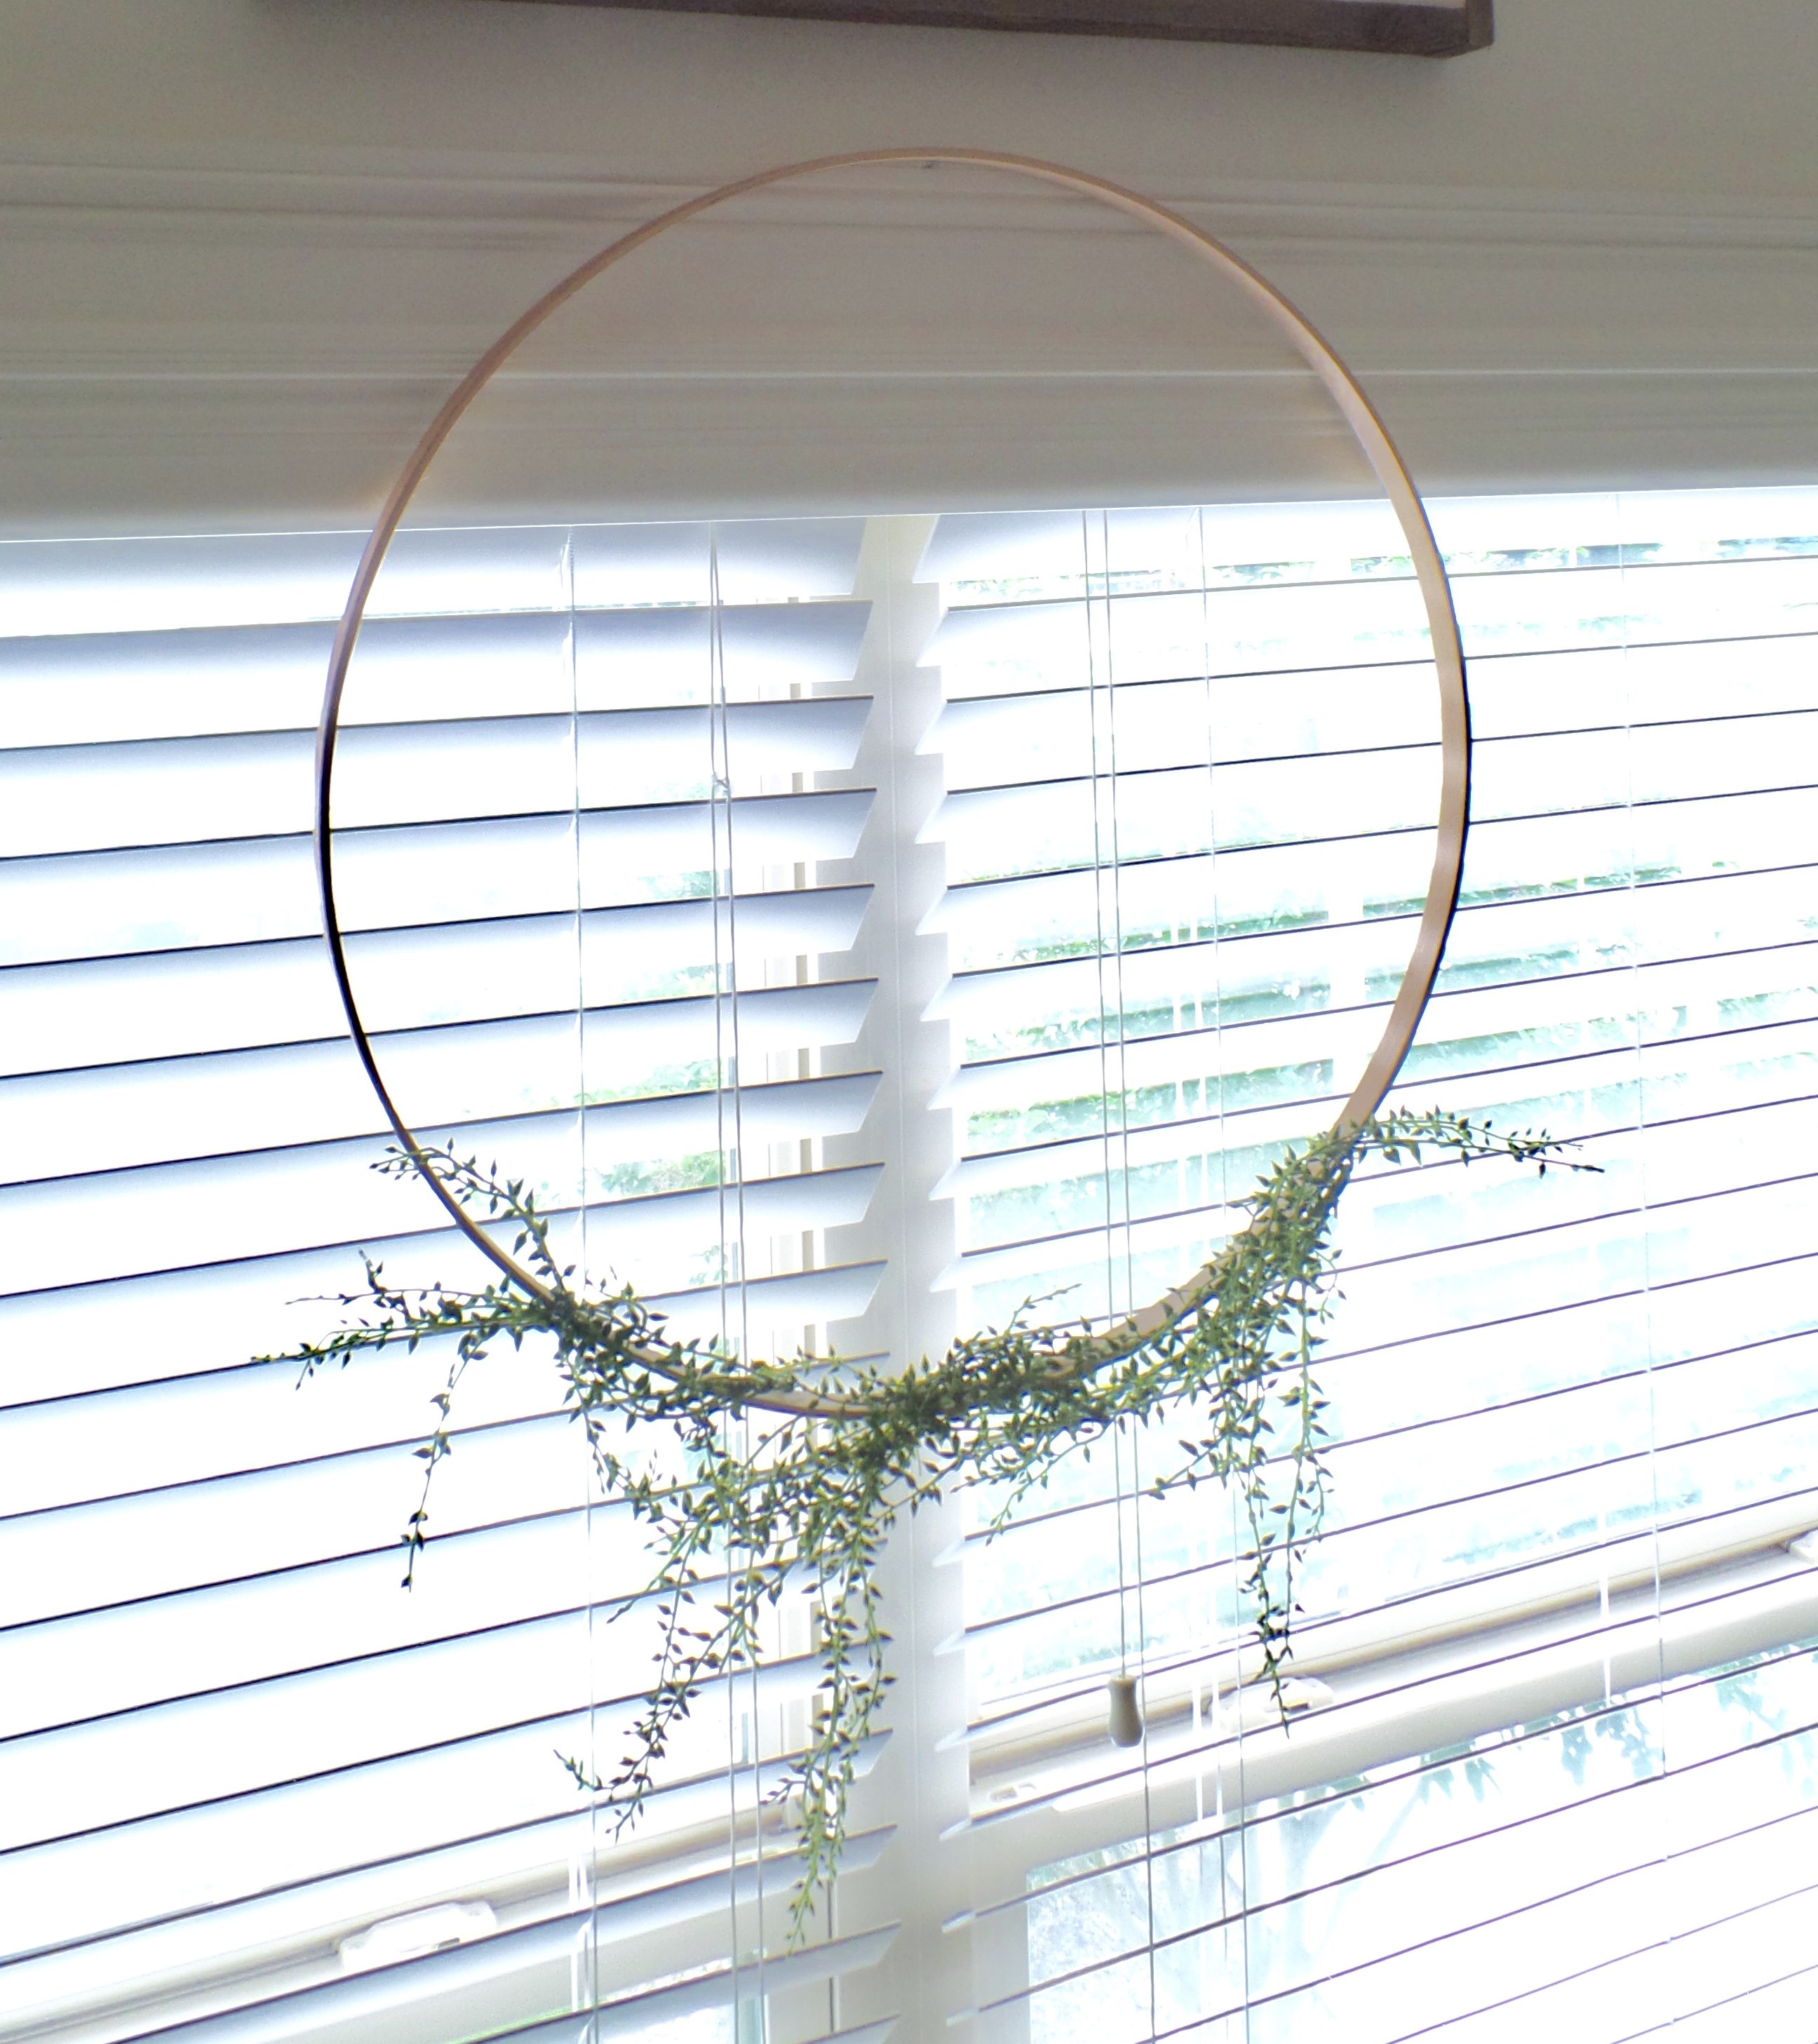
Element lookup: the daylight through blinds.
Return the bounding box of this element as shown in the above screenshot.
[4,490,1818,2044]
[0,520,897,2044]
[925,492,1818,2044]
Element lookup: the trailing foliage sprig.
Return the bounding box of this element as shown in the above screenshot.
[282,1106,1582,1938]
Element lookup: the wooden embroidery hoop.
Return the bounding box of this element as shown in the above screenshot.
[314,149,1470,1414]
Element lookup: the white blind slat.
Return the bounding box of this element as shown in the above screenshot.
[0,696,875,857]
[0,785,879,968]
[0,886,877,1078]
[0,520,868,638]
[4,984,882,1184]
[0,1071,884,1295]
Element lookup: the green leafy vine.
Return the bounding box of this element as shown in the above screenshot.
[281,1106,1582,1939]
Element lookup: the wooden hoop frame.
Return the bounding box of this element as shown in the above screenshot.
[315,149,1470,1408]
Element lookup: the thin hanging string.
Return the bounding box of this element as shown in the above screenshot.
[1229,1474,1253,2044]
[705,528,744,2033]
[1190,499,1230,1676]
[1082,510,1131,1688]
[1181,518,1214,1928]
[705,526,765,2037]
[1178,504,1244,2025]
[1193,504,1251,2040]
[1190,510,1218,1728]
[1103,521,1159,2043]
[564,526,602,2039]
[1194,502,1230,1271]
[1081,508,1160,2036]
[1615,501,1672,1893]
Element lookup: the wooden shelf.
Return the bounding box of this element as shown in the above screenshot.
[483,0,1493,54]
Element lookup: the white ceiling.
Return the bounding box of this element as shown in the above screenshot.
[4,0,1816,532]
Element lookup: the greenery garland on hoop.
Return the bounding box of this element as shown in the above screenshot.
[283,149,1586,1946]
[281,1106,1582,1939]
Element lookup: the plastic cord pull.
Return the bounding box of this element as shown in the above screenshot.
[1106,1673,1145,1748]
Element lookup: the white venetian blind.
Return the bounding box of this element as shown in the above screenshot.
[0,518,903,2044]
[922,492,1818,2042]
[10,489,1818,2044]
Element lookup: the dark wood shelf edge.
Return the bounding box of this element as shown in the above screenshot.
[483,0,1494,54]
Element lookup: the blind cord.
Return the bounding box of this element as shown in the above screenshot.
[563,525,604,2038]
[1616,496,1676,1980]
[704,527,770,2040]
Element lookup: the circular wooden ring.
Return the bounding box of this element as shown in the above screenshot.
[315,149,1469,1398]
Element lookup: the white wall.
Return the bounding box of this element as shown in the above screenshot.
[4,0,1817,532]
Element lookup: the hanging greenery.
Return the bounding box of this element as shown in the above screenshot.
[281,1105,1580,1938]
